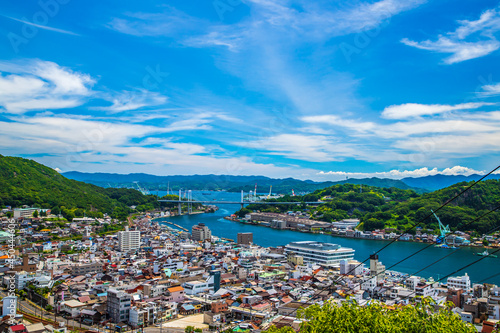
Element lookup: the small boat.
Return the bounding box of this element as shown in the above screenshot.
[475,250,497,258]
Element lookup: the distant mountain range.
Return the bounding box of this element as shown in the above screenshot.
[401,174,500,191]
[62,171,500,193]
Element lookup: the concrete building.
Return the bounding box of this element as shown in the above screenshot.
[370,254,385,282]
[60,300,86,318]
[14,272,51,290]
[284,241,355,267]
[107,289,132,323]
[191,223,211,242]
[71,262,103,276]
[13,256,37,272]
[118,227,141,252]
[237,233,253,245]
[332,219,360,229]
[13,208,39,219]
[447,273,471,291]
[340,259,364,275]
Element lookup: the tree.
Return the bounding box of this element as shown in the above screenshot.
[264,299,476,333]
[237,208,251,218]
[185,326,195,333]
[32,210,38,218]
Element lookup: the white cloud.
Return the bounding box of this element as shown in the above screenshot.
[237,133,373,162]
[402,6,500,64]
[301,115,376,132]
[183,30,244,51]
[317,165,484,180]
[381,102,494,119]
[0,114,319,179]
[95,90,168,112]
[246,0,426,38]
[480,82,500,96]
[107,8,204,37]
[0,60,94,114]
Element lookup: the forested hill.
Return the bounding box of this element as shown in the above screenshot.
[369,179,500,234]
[0,155,162,220]
[239,180,500,234]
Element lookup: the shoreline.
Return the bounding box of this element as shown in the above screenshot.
[223,216,494,250]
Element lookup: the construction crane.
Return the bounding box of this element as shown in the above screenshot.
[432,209,450,244]
[267,185,272,199]
[133,181,148,195]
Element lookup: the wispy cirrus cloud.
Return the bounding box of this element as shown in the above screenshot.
[95,90,168,112]
[107,7,204,37]
[402,6,500,64]
[4,16,79,36]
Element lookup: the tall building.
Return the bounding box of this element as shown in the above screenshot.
[107,289,132,323]
[118,227,141,252]
[191,223,211,241]
[237,232,253,245]
[370,254,385,282]
[284,241,354,267]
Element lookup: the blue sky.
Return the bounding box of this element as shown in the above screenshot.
[1,0,500,180]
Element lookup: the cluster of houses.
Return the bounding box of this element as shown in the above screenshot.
[0,209,500,332]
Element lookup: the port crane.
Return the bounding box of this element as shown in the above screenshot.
[431,209,450,244]
[133,181,148,195]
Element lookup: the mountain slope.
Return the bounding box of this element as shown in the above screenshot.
[401,174,500,191]
[0,155,160,219]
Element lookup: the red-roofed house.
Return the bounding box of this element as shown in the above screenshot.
[9,324,26,333]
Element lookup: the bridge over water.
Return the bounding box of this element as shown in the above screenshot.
[158,190,323,215]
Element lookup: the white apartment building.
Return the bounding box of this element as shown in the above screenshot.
[284,241,355,268]
[118,227,141,252]
[340,259,364,275]
[332,219,360,230]
[447,273,471,290]
[14,272,51,290]
[13,208,39,219]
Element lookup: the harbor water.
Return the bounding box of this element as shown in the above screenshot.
[154,190,500,285]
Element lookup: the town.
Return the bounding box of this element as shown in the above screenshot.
[0,207,499,333]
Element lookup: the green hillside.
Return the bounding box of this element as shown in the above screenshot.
[366,179,500,234]
[0,155,164,220]
[238,180,500,234]
[240,184,419,221]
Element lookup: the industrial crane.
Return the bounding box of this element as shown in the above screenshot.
[267,185,272,199]
[431,209,450,244]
